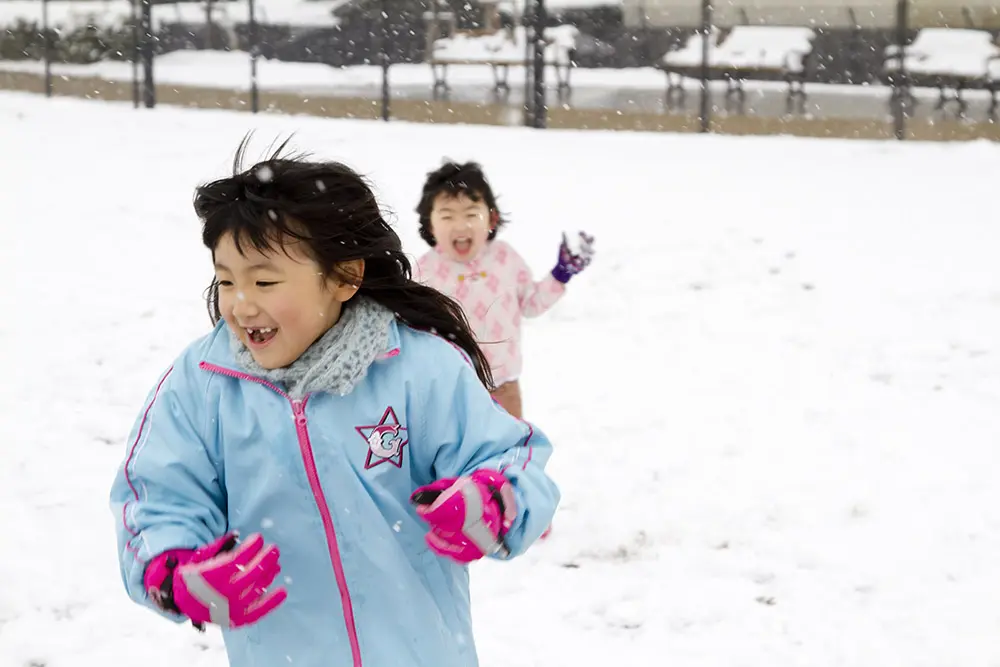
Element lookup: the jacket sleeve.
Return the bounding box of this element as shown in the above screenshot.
[109,364,227,618]
[411,342,560,559]
[512,249,566,318]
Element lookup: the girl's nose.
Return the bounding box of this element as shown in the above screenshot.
[231,292,259,319]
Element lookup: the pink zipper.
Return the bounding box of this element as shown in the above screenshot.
[290,397,362,666]
[199,362,363,666]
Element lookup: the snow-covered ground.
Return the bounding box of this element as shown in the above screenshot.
[0,49,671,92]
[0,48,893,95]
[7,50,996,114]
[3,91,1000,666]
[0,48,909,113]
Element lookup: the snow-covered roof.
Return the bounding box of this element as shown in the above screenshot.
[0,0,343,29]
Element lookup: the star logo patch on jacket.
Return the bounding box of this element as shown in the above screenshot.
[356,406,408,470]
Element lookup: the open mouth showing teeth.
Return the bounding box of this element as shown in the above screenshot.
[246,327,277,345]
[453,237,472,254]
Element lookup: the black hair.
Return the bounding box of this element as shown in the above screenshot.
[416,160,508,247]
[194,137,495,390]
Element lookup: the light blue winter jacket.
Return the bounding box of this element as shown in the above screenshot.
[109,318,559,667]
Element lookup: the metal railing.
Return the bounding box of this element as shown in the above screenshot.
[2,0,998,140]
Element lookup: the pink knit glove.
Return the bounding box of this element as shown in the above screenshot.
[411,470,517,563]
[144,532,287,629]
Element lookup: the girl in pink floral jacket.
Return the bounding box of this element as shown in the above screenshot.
[414,161,594,419]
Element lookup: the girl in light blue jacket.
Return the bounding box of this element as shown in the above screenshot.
[109,139,560,667]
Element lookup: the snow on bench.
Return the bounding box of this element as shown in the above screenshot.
[883,28,1000,79]
[431,25,577,66]
[662,26,815,74]
[658,26,816,114]
[428,25,578,99]
[882,28,1000,119]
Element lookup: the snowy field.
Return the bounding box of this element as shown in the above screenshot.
[0,49,886,97]
[8,51,999,121]
[3,91,1000,666]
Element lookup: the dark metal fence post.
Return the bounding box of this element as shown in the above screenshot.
[131,0,139,107]
[248,0,259,112]
[41,0,52,96]
[523,5,533,127]
[205,0,216,50]
[698,0,711,132]
[893,0,908,140]
[531,0,546,128]
[639,0,650,65]
[140,0,155,108]
[379,0,390,121]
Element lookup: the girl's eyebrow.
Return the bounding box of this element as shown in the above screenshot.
[439,204,481,212]
[214,260,278,272]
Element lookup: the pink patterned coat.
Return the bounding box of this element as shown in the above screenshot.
[415,240,565,385]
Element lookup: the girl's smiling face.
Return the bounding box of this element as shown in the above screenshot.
[213,232,359,369]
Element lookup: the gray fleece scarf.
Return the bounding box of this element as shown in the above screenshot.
[229,296,396,399]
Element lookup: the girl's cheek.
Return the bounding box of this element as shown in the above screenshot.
[267,297,295,324]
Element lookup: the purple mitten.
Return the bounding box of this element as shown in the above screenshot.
[144,532,287,629]
[411,470,518,563]
[551,231,595,284]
